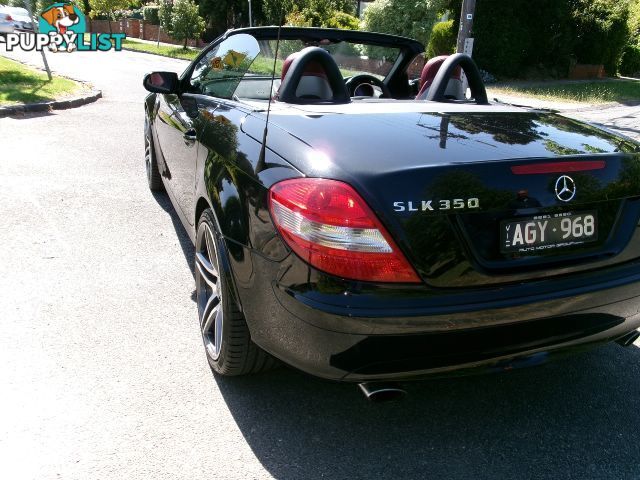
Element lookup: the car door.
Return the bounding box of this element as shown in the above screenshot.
[155,33,260,226]
[154,87,199,224]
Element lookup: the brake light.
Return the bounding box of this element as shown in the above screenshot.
[511,160,605,175]
[268,178,420,283]
[4,14,13,21]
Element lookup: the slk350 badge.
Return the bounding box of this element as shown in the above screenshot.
[393,198,480,212]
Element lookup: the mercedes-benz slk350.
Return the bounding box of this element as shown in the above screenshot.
[143,27,640,384]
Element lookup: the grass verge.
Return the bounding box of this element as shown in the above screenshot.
[0,56,83,105]
[121,39,200,61]
[490,79,640,104]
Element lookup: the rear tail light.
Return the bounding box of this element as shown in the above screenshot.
[3,14,13,21]
[268,178,420,283]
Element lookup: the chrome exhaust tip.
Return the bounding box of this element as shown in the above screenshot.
[615,330,640,347]
[358,382,407,402]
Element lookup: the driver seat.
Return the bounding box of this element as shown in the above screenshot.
[277,47,350,104]
[280,52,333,100]
[416,55,464,100]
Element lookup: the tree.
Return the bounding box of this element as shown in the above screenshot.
[284,1,359,28]
[197,0,265,38]
[158,0,173,33]
[621,0,640,75]
[170,0,205,49]
[88,0,130,33]
[264,0,355,25]
[570,0,630,75]
[35,0,60,14]
[33,0,89,21]
[362,0,448,48]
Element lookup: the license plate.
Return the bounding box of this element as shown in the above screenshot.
[500,211,598,254]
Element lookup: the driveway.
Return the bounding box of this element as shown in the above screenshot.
[2,46,640,480]
[487,89,640,141]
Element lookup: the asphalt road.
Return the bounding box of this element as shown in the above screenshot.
[2,46,640,480]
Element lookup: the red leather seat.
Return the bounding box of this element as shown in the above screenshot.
[416,55,464,100]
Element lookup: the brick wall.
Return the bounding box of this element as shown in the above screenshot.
[88,19,206,48]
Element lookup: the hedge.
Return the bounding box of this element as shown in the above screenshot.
[426,19,455,58]
[473,0,630,78]
[620,44,640,76]
[143,5,160,25]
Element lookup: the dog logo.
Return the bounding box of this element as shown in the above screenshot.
[2,2,122,53]
[39,2,86,52]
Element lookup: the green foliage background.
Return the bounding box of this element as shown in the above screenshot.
[473,0,631,78]
[426,19,455,58]
[171,0,205,47]
[621,0,640,75]
[362,0,448,47]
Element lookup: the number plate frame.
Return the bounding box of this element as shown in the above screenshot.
[500,211,598,254]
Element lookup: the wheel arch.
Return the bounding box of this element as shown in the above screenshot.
[195,196,213,228]
[195,195,245,314]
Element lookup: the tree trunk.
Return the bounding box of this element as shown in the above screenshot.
[108,12,113,35]
[183,37,187,50]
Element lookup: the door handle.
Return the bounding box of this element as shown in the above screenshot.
[183,128,197,145]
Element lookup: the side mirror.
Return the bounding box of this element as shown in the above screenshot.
[143,71,179,94]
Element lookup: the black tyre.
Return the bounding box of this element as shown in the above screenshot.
[144,114,164,192]
[195,209,277,375]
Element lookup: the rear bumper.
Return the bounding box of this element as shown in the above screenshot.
[268,283,640,381]
[239,250,640,382]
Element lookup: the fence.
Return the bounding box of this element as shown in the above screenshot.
[88,19,207,48]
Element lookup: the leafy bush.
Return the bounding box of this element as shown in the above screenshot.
[620,44,640,76]
[284,3,359,30]
[571,0,629,75]
[426,19,455,58]
[285,9,312,27]
[36,0,59,14]
[325,11,359,30]
[170,0,205,48]
[473,0,535,77]
[630,0,640,41]
[362,0,448,47]
[88,0,131,20]
[142,5,159,25]
[474,0,631,78]
[622,0,640,76]
[264,0,355,24]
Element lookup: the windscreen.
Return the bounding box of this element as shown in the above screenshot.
[188,33,403,101]
[235,37,402,100]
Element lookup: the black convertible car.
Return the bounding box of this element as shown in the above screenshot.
[143,27,640,395]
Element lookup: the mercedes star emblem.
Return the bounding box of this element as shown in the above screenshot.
[555,175,576,202]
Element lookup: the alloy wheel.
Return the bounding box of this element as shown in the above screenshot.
[195,222,224,361]
[144,118,152,185]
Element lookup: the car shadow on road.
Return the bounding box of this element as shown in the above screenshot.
[151,190,195,281]
[214,344,640,479]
